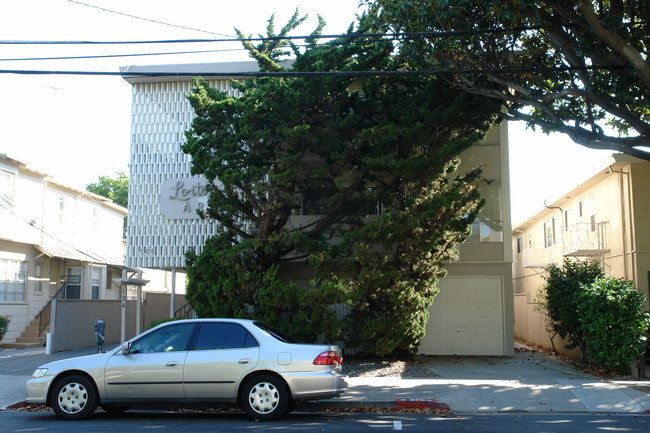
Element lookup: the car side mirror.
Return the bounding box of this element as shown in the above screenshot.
[120,342,131,354]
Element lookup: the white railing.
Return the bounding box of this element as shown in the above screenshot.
[562,222,608,256]
[522,243,561,268]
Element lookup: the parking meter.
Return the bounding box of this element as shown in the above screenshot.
[94,318,106,353]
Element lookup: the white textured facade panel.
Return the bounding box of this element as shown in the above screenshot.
[127,79,239,269]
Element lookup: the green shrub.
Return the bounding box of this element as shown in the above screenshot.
[577,277,650,374]
[539,258,604,354]
[0,316,9,343]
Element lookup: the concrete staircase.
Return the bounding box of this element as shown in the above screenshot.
[0,314,49,349]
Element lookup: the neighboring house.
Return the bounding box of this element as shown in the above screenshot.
[512,154,650,355]
[121,61,514,356]
[0,154,127,347]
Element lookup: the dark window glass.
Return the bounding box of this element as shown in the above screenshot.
[129,323,195,353]
[193,323,259,350]
[253,322,301,344]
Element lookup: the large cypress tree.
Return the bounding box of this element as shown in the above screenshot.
[182,13,502,354]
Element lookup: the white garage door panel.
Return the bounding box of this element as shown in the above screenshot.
[420,277,504,356]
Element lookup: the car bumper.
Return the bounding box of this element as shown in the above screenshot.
[25,376,53,405]
[284,371,348,401]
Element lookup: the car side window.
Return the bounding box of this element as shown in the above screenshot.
[193,323,259,350]
[129,323,195,353]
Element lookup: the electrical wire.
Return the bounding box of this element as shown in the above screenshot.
[0,26,543,45]
[0,64,632,77]
[0,48,244,62]
[67,0,236,38]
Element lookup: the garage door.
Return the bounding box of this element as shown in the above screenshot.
[419,277,504,356]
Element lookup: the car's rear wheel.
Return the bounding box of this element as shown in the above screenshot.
[51,374,98,420]
[241,374,289,421]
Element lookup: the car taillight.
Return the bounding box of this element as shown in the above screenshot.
[313,351,343,365]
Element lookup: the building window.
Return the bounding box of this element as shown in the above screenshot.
[465,180,503,243]
[588,197,596,232]
[0,259,26,302]
[92,208,99,232]
[544,218,556,248]
[516,236,523,254]
[578,200,585,217]
[91,268,101,300]
[0,170,14,209]
[58,198,66,224]
[564,209,571,231]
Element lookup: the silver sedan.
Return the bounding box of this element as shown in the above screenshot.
[26,318,347,421]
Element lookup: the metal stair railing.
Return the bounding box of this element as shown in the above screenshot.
[36,279,69,339]
[174,303,196,319]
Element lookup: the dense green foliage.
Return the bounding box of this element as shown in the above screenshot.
[87,172,129,237]
[577,277,650,374]
[0,315,9,343]
[540,258,604,354]
[182,13,501,355]
[365,0,650,160]
[86,172,128,208]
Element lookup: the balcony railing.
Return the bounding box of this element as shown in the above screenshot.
[522,243,561,268]
[562,222,609,257]
[520,221,609,269]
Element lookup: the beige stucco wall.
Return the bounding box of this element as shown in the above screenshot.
[512,157,650,356]
[630,163,650,299]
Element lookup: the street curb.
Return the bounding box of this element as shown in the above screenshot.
[297,398,451,412]
[395,398,451,412]
[0,401,26,411]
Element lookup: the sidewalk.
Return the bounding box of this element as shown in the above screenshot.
[1,344,649,414]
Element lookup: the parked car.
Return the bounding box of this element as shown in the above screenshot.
[26,318,347,421]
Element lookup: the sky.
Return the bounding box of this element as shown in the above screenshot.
[0,0,612,224]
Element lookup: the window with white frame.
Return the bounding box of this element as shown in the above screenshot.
[57,197,66,224]
[544,218,556,248]
[0,170,14,209]
[0,259,27,302]
[465,180,503,243]
[588,197,596,232]
[91,268,101,299]
[516,236,523,254]
[92,207,99,232]
[564,209,571,231]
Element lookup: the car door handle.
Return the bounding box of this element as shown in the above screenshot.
[166,361,179,367]
[238,358,252,364]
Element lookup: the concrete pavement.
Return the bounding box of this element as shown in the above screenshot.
[1,344,649,414]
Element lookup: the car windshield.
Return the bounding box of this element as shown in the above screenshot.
[253,322,302,344]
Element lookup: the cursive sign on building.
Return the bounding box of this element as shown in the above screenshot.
[160,177,211,219]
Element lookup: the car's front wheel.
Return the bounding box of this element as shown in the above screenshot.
[241,374,289,421]
[51,374,98,420]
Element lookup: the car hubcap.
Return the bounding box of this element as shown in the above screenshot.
[248,382,279,414]
[58,382,88,414]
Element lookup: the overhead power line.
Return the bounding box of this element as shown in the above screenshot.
[0,48,244,62]
[0,64,632,78]
[67,0,235,38]
[0,26,544,46]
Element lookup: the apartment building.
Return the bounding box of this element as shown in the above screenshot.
[0,154,127,347]
[121,61,514,356]
[512,154,650,353]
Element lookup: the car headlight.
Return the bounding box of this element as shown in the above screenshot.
[31,368,48,378]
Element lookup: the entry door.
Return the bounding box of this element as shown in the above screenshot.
[420,277,504,356]
[65,267,82,299]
